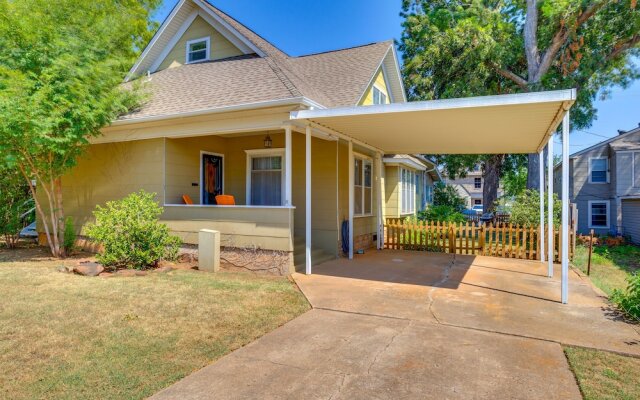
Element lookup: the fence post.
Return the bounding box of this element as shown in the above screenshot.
[587,229,594,276]
[479,225,485,255]
[448,225,455,253]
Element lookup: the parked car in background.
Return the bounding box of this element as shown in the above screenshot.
[19,222,38,239]
[472,205,484,214]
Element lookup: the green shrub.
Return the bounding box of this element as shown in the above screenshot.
[433,182,466,211]
[611,273,640,320]
[501,189,561,227]
[418,205,466,223]
[0,166,32,249]
[63,217,76,254]
[86,191,181,269]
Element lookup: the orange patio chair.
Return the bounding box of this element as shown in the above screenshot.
[215,195,236,205]
[182,194,194,205]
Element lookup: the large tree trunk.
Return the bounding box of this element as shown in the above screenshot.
[483,155,504,213]
[526,153,540,189]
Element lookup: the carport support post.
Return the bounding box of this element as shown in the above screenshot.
[284,125,292,206]
[305,125,312,275]
[376,152,384,250]
[547,137,554,278]
[539,150,545,263]
[561,111,570,304]
[348,140,354,259]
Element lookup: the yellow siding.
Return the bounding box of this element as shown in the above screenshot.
[162,206,294,252]
[384,165,400,218]
[157,16,243,71]
[359,68,391,106]
[45,139,165,234]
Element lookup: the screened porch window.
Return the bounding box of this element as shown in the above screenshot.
[247,151,283,206]
[354,156,372,216]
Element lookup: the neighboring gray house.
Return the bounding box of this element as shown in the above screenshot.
[444,165,503,210]
[554,125,640,243]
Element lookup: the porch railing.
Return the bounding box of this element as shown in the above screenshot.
[383,219,575,261]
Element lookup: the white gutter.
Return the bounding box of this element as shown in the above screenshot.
[382,157,427,171]
[110,97,324,127]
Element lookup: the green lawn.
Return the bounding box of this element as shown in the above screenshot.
[0,246,309,400]
[565,346,640,400]
[572,244,640,296]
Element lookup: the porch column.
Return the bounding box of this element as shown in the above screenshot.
[305,125,312,274]
[284,125,292,206]
[348,140,354,259]
[547,136,554,278]
[539,149,545,263]
[561,111,570,304]
[376,152,384,250]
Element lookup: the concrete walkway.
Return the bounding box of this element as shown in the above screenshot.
[152,251,640,399]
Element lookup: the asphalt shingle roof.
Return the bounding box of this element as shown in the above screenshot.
[122,2,394,121]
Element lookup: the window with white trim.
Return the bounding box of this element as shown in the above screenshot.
[372,86,387,105]
[246,150,284,206]
[589,157,608,183]
[186,37,210,64]
[474,177,482,189]
[354,156,372,216]
[401,168,416,214]
[589,201,609,228]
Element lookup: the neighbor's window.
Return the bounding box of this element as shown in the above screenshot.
[186,37,210,63]
[589,201,609,228]
[401,168,416,214]
[354,156,372,216]
[590,157,608,183]
[474,177,482,189]
[372,86,387,105]
[474,199,482,205]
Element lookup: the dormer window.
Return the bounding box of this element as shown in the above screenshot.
[186,37,210,64]
[373,86,387,105]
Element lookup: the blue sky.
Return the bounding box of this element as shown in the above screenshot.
[155,0,640,155]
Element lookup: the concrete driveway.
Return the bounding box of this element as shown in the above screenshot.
[152,251,640,399]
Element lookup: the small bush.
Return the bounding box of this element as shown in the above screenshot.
[418,205,466,223]
[86,191,181,269]
[611,273,640,320]
[501,189,561,227]
[432,182,466,211]
[63,217,76,254]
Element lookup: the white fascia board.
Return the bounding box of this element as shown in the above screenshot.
[293,89,577,121]
[111,97,313,126]
[127,0,187,81]
[149,10,199,73]
[383,157,427,171]
[192,0,265,57]
[389,45,407,102]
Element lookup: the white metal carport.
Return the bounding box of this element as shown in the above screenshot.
[291,89,576,304]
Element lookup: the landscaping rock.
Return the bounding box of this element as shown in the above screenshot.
[156,266,173,273]
[115,269,147,277]
[73,262,104,277]
[99,272,114,278]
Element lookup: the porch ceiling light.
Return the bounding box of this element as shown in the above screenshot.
[264,135,272,148]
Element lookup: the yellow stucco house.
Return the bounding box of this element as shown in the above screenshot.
[57,0,441,274]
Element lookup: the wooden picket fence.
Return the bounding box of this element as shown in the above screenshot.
[383,219,575,262]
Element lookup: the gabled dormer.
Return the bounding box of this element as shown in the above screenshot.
[127,0,267,80]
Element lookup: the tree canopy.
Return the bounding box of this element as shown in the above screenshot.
[0,0,160,256]
[400,0,640,205]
